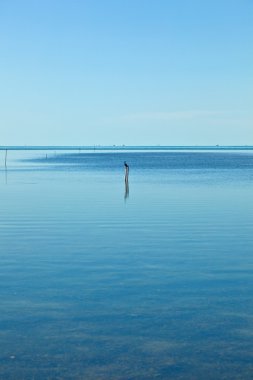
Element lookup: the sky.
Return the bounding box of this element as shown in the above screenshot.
[0,0,252,146]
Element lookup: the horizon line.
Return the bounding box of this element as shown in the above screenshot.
[1,145,253,151]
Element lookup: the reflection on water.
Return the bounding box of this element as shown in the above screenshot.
[0,150,253,379]
[124,178,129,200]
[4,167,8,185]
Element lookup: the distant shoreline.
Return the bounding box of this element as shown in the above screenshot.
[1,145,253,151]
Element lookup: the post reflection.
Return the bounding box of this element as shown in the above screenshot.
[5,168,8,185]
[124,178,129,200]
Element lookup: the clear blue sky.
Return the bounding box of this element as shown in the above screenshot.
[0,0,252,145]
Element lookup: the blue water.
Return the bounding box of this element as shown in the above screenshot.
[0,149,253,379]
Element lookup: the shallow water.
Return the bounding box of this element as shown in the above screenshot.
[0,149,253,379]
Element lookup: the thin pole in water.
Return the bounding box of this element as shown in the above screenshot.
[124,161,129,183]
[4,149,7,167]
[124,161,129,201]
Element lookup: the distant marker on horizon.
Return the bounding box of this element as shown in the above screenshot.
[5,149,7,167]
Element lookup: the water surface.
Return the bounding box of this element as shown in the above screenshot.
[0,149,253,379]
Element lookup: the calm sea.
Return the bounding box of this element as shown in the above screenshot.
[0,149,253,380]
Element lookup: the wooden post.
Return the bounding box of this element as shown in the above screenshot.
[124,161,129,183]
